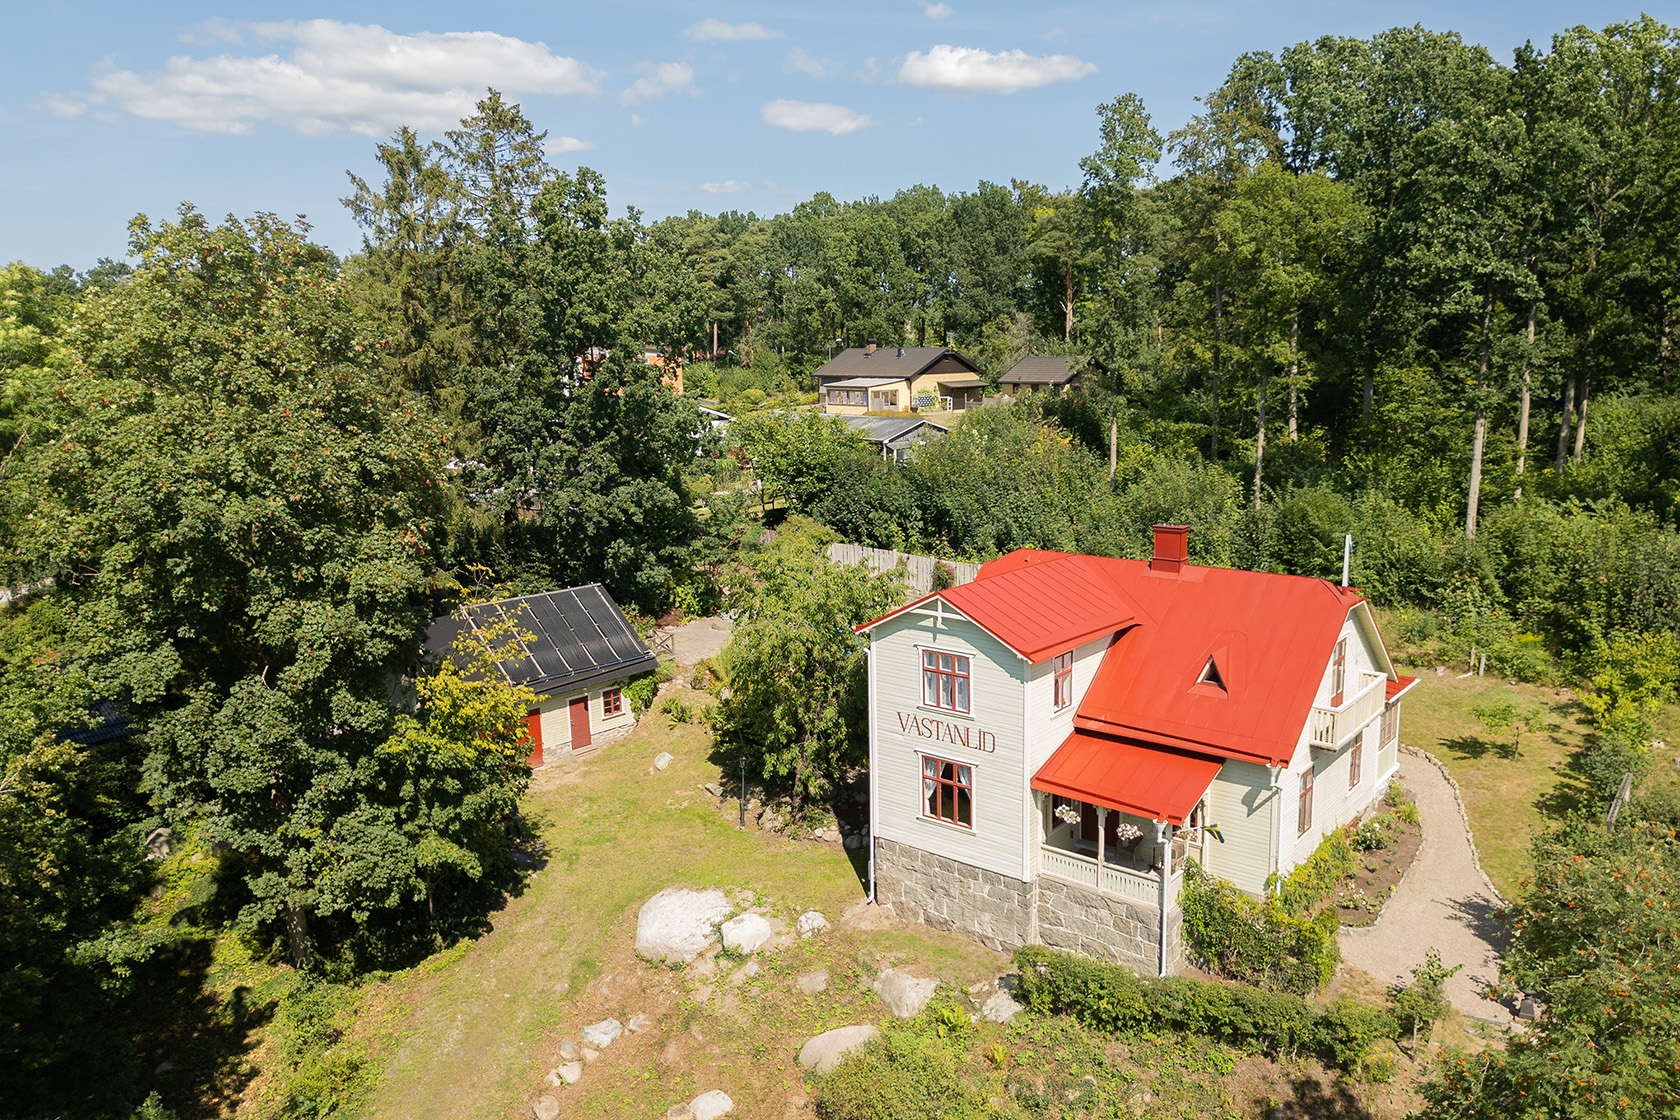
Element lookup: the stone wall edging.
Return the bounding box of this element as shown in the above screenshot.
[1400,742,1507,906]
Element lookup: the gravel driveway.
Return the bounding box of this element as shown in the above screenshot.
[1339,750,1512,1025]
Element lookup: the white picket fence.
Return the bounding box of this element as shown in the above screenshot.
[826,543,980,594]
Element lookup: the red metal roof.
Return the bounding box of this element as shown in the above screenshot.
[1032,731,1223,825]
[858,551,1140,663]
[1070,559,1365,767]
[861,547,1387,769]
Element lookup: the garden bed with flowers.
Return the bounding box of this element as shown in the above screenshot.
[1329,785,1424,928]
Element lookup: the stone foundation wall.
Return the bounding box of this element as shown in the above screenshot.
[1035,874,1183,976]
[873,837,1186,975]
[873,837,1032,953]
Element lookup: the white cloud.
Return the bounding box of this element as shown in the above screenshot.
[36,92,88,119]
[785,48,839,79]
[699,179,751,194]
[856,56,880,83]
[681,19,780,41]
[761,99,875,136]
[620,61,697,105]
[763,180,780,190]
[543,135,594,155]
[48,20,603,136]
[630,114,648,126]
[898,44,1096,94]
[922,2,954,19]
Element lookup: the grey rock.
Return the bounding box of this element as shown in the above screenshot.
[874,968,937,1018]
[635,887,733,964]
[145,827,172,860]
[795,910,830,938]
[579,1045,600,1063]
[798,1025,880,1074]
[797,968,829,995]
[811,828,828,841]
[581,1018,622,1049]
[533,1095,561,1120]
[626,1012,654,1033]
[690,1089,734,1120]
[664,1105,695,1120]
[654,751,675,771]
[704,782,723,798]
[843,834,862,850]
[719,912,772,954]
[557,1037,580,1062]
[981,989,1023,1024]
[556,1061,583,1084]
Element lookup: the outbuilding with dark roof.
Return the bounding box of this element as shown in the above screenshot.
[999,355,1107,395]
[426,583,656,766]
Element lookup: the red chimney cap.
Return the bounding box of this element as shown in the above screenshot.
[1151,524,1189,573]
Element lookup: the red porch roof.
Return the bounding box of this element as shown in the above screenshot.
[1386,675,1419,702]
[1032,731,1223,825]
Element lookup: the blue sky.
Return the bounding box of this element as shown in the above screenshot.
[4,2,1674,269]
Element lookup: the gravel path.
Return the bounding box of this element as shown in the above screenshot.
[1340,751,1512,1025]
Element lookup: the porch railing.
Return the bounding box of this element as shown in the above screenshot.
[1308,672,1385,750]
[1039,844,1183,906]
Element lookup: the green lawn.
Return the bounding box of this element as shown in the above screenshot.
[1388,659,1680,901]
[353,692,1003,1120]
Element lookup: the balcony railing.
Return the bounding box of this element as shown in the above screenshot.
[1039,844,1183,906]
[1308,672,1386,750]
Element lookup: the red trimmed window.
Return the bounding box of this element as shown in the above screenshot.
[1349,737,1363,790]
[601,688,623,717]
[1330,638,1348,706]
[1298,767,1314,836]
[923,756,973,828]
[1380,701,1400,748]
[1053,652,1074,711]
[922,649,971,713]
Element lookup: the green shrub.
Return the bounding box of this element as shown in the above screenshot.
[1351,817,1393,852]
[1275,828,1357,916]
[624,659,675,716]
[1181,866,1340,993]
[265,978,375,1119]
[813,1022,978,1120]
[660,695,696,724]
[1011,946,1396,1071]
[1387,782,1420,825]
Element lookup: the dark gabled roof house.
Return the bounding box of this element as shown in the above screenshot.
[1000,355,1107,394]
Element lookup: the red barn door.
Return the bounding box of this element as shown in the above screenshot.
[568,695,592,751]
[526,709,544,769]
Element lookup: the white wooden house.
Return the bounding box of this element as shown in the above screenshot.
[857,525,1416,975]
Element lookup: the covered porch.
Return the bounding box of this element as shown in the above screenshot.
[1032,731,1223,909]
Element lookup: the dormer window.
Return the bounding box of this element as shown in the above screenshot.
[1196,656,1226,692]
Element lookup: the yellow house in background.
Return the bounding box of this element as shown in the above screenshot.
[814,343,989,414]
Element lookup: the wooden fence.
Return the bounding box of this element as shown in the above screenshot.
[826,544,980,594]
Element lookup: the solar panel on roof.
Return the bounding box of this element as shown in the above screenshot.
[556,590,615,667]
[522,596,578,675]
[578,586,641,661]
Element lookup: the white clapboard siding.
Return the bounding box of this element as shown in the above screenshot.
[1204,760,1278,897]
[1023,634,1114,774]
[871,607,1028,881]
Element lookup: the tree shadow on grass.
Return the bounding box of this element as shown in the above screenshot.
[1440,735,1504,761]
[1271,1073,1375,1119]
[1533,734,1593,821]
[1441,894,1513,955]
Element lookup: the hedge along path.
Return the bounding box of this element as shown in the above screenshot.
[1339,750,1512,1025]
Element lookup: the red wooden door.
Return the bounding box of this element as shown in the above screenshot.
[568,695,591,751]
[525,709,543,769]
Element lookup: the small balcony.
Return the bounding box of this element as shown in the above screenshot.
[1039,844,1184,906]
[1039,800,1196,907]
[1308,672,1386,750]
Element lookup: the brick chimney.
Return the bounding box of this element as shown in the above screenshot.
[864,339,877,356]
[1151,524,1189,574]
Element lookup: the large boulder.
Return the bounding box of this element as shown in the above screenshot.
[796,968,829,995]
[533,1096,561,1120]
[690,1090,734,1120]
[720,913,773,955]
[874,968,937,1018]
[795,910,830,938]
[635,887,733,964]
[798,1025,880,1074]
[980,989,1023,1024]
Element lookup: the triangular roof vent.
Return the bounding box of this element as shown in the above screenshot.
[1196,656,1227,692]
